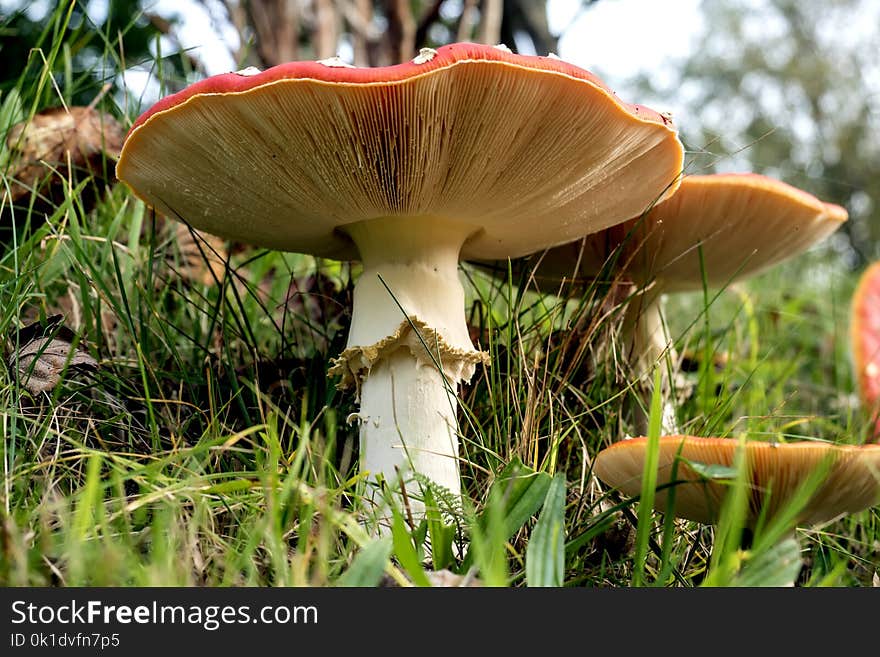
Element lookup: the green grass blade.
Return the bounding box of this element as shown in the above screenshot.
[632,367,663,587]
[391,508,432,587]
[705,435,751,584]
[337,537,394,588]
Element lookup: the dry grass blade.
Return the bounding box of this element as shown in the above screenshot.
[170,222,228,287]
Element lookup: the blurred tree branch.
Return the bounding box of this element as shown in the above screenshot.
[204,0,568,68]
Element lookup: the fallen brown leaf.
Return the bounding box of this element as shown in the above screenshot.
[5,105,124,204]
[8,315,98,395]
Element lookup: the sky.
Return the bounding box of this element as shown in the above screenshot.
[549,0,703,95]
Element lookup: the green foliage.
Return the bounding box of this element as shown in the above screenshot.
[466,483,511,587]
[390,508,432,587]
[632,369,664,587]
[337,537,394,588]
[485,457,553,541]
[723,537,804,588]
[424,487,456,571]
[525,473,566,587]
[0,0,189,110]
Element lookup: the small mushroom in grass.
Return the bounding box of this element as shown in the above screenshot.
[593,435,880,527]
[480,174,847,433]
[850,261,880,442]
[116,43,684,518]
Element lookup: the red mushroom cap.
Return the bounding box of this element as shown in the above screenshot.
[128,43,671,134]
[851,261,880,440]
[117,43,684,261]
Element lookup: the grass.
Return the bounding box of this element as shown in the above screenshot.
[1,2,878,588]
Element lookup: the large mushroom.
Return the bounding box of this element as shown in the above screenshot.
[116,43,684,516]
[593,435,880,527]
[480,174,847,432]
[850,261,880,442]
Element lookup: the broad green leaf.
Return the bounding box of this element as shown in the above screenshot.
[391,508,431,587]
[412,518,428,563]
[686,461,739,480]
[468,484,510,587]
[729,537,803,587]
[462,457,551,572]
[337,537,393,588]
[492,456,553,539]
[526,473,566,587]
[424,487,455,571]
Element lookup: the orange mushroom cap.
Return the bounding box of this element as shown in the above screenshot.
[593,435,880,526]
[494,173,846,292]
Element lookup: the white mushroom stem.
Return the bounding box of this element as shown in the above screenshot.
[356,350,462,507]
[621,287,679,435]
[344,217,476,353]
[331,216,486,518]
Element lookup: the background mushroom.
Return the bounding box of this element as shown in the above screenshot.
[116,43,685,518]
[593,435,880,527]
[3,105,123,213]
[850,261,880,442]
[479,174,847,433]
